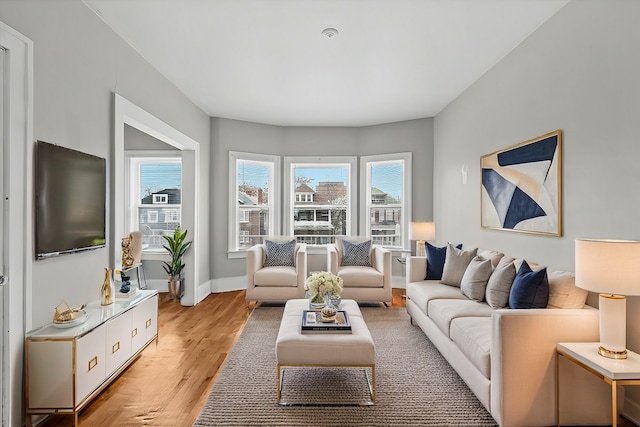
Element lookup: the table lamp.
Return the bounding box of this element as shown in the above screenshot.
[409,222,435,257]
[575,239,640,359]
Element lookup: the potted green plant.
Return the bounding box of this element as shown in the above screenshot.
[162,226,192,300]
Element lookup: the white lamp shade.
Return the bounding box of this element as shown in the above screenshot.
[575,238,640,296]
[409,222,435,241]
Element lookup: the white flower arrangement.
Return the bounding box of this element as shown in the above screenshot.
[305,271,343,302]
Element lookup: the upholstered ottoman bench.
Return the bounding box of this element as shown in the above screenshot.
[275,298,376,406]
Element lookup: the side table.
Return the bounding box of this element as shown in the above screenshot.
[396,256,407,298]
[556,342,640,427]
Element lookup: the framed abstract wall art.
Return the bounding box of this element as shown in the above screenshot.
[480,130,562,236]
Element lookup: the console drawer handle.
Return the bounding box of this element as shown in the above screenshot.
[146,319,152,329]
[112,341,120,354]
[131,327,138,338]
[88,356,98,371]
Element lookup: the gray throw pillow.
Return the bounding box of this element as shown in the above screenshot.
[263,239,296,267]
[485,257,517,308]
[460,256,493,301]
[440,244,478,287]
[341,239,372,267]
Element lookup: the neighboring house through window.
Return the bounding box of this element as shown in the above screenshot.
[361,153,412,250]
[227,152,411,255]
[284,156,357,245]
[229,151,280,254]
[126,154,182,252]
[153,194,168,204]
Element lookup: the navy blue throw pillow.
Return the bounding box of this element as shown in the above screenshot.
[508,261,549,309]
[425,242,462,280]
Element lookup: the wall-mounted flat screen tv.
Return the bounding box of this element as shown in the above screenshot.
[35,140,106,259]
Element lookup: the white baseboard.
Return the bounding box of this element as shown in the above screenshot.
[193,275,405,298]
[210,276,246,293]
[196,280,212,304]
[145,279,168,292]
[143,279,212,306]
[623,397,640,425]
[188,276,246,305]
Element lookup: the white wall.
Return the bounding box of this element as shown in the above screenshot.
[0,0,211,329]
[433,0,640,420]
[210,117,434,279]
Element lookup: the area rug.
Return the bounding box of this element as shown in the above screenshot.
[194,306,497,426]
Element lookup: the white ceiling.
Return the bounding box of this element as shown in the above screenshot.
[84,0,568,127]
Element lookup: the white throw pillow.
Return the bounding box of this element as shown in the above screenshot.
[546,269,588,309]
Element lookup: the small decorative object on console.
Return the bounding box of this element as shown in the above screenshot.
[101,267,114,306]
[122,233,135,267]
[53,300,87,328]
[119,270,131,293]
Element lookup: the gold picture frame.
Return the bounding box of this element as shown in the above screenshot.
[480,130,562,236]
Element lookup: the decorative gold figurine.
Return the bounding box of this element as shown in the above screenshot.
[122,233,135,267]
[53,300,75,323]
[101,267,114,306]
[53,301,86,323]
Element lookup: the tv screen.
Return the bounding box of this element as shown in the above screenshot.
[35,140,106,259]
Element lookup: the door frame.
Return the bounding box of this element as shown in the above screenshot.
[113,94,200,305]
[0,21,33,427]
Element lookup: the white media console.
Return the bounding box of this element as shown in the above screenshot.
[25,289,159,426]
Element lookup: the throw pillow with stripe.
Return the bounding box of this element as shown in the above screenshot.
[341,239,372,267]
[263,239,296,267]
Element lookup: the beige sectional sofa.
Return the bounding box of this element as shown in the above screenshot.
[406,248,616,427]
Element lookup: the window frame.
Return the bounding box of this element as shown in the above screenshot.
[360,152,412,251]
[228,151,280,257]
[284,156,357,246]
[125,151,183,255]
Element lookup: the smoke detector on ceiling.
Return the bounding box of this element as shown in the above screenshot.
[321,28,339,38]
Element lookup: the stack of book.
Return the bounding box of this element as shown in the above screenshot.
[301,310,352,334]
[115,287,139,301]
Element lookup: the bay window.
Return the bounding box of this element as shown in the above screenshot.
[360,153,412,250]
[229,151,280,254]
[284,156,357,245]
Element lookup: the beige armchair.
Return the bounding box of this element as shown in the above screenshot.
[327,237,392,305]
[246,240,307,303]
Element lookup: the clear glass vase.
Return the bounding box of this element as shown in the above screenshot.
[309,293,325,309]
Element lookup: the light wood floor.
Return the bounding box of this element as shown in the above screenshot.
[37,289,406,427]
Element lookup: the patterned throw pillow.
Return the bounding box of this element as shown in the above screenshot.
[341,239,372,267]
[263,239,296,267]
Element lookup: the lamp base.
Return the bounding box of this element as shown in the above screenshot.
[416,240,426,257]
[598,345,628,359]
[597,294,628,359]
